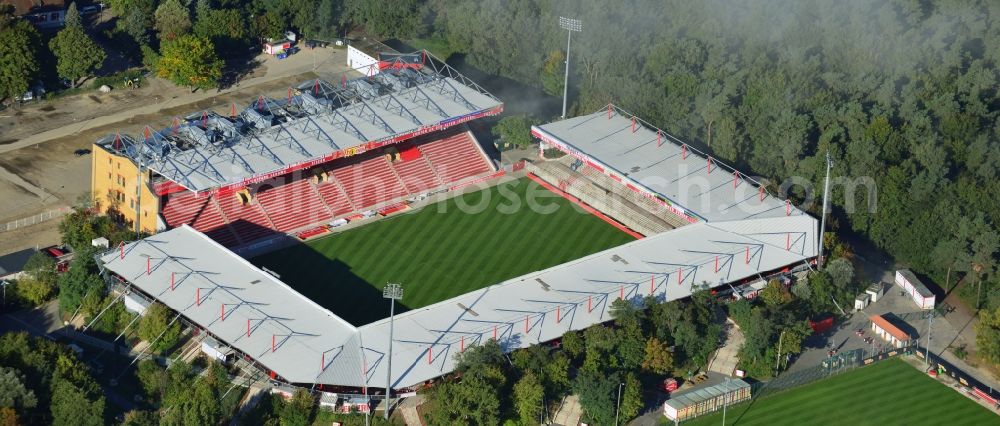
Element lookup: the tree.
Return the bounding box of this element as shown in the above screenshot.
[0,367,37,411]
[64,2,81,28]
[826,258,855,290]
[121,410,159,426]
[512,372,543,426]
[50,377,105,426]
[135,360,168,401]
[49,25,106,87]
[539,50,565,96]
[194,7,249,49]
[492,115,541,149]
[761,280,792,306]
[426,340,507,426]
[561,330,584,360]
[619,372,643,422]
[16,277,55,306]
[154,0,192,41]
[156,35,223,91]
[543,352,571,396]
[791,280,812,301]
[137,302,182,354]
[0,11,41,101]
[0,407,19,426]
[341,0,422,39]
[279,389,314,426]
[614,322,645,370]
[309,0,341,39]
[976,306,1000,366]
[426,369,503,426]
[572,370,615,426]
[120,6,153,45]
[57,250,104,315]
[776,321,813,370]
[641,336,673,375]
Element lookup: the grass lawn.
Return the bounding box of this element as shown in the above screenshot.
[252,178,635,326]
[678,358,997,426]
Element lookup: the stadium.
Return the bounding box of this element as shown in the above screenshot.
[91,49,818,402]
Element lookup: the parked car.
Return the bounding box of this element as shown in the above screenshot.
[80,5,98,14]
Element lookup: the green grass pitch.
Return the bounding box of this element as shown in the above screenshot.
[252,178,636,326]
[679,358,997,426]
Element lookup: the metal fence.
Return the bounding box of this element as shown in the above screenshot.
[0,206,71,232]
[748,347,917,400]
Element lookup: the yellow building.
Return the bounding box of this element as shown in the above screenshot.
[91,141,160,234]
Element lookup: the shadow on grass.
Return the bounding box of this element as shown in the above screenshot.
[251,240,412,327]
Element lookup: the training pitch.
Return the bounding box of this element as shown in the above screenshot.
[681,358,997,426]
[253,178,635,326]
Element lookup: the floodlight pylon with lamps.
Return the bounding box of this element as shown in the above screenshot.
[383,283,403,419]
[559,17,582,119]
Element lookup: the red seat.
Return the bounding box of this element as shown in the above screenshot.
[419,131,492,184]
[256,177,333,232]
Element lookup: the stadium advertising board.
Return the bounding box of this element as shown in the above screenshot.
[531,127,698,223]
[197,105,504,197]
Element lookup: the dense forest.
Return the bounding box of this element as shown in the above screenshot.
[424,0,1000,300]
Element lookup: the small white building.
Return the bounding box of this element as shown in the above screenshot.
[895,270,935,309]
[319,391,338,409]
[347,39,383,75]
[200,336,232,363]
[870,314,913,349]
[854,293,870,311]
[263,40,292,55]
[92,237,110,249]
[865,282,885,303]
[122,292,151,315]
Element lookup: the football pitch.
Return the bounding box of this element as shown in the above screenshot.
[681,358,997,426]
[252,178,636,326]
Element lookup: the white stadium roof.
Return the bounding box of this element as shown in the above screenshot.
[102,211,816,388]
[97,57,502,194]
[532,105,800,223]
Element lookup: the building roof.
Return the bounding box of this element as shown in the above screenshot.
[1,0,64,15]
[101,211,816,388]
[897,269,934,297]
[99,226,359,385]
[664,378,751,410]
[532,106,808,223]
[0,248,36,277]
[97,55,502,194]
[870,314,912,341]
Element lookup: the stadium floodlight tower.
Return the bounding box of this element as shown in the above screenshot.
[383,283,403,420]
[558,16,582,119]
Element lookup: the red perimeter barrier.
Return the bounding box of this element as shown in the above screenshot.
[378,203,409,216]
[298,226,329,240]
[526,173,643,240]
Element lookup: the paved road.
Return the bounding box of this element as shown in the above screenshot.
[0,49,349,157]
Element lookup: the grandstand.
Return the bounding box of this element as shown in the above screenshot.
[532,104,795,225]
[96,99,820,395]
[90,51,502,248]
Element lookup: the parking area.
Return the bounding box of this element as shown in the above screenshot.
[787,280,998,390]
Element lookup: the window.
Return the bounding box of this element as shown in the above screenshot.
[108,172,111,180]
[50,12,60,20]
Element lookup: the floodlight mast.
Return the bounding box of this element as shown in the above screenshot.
[383,283,403,420]
[559,17,582,119]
